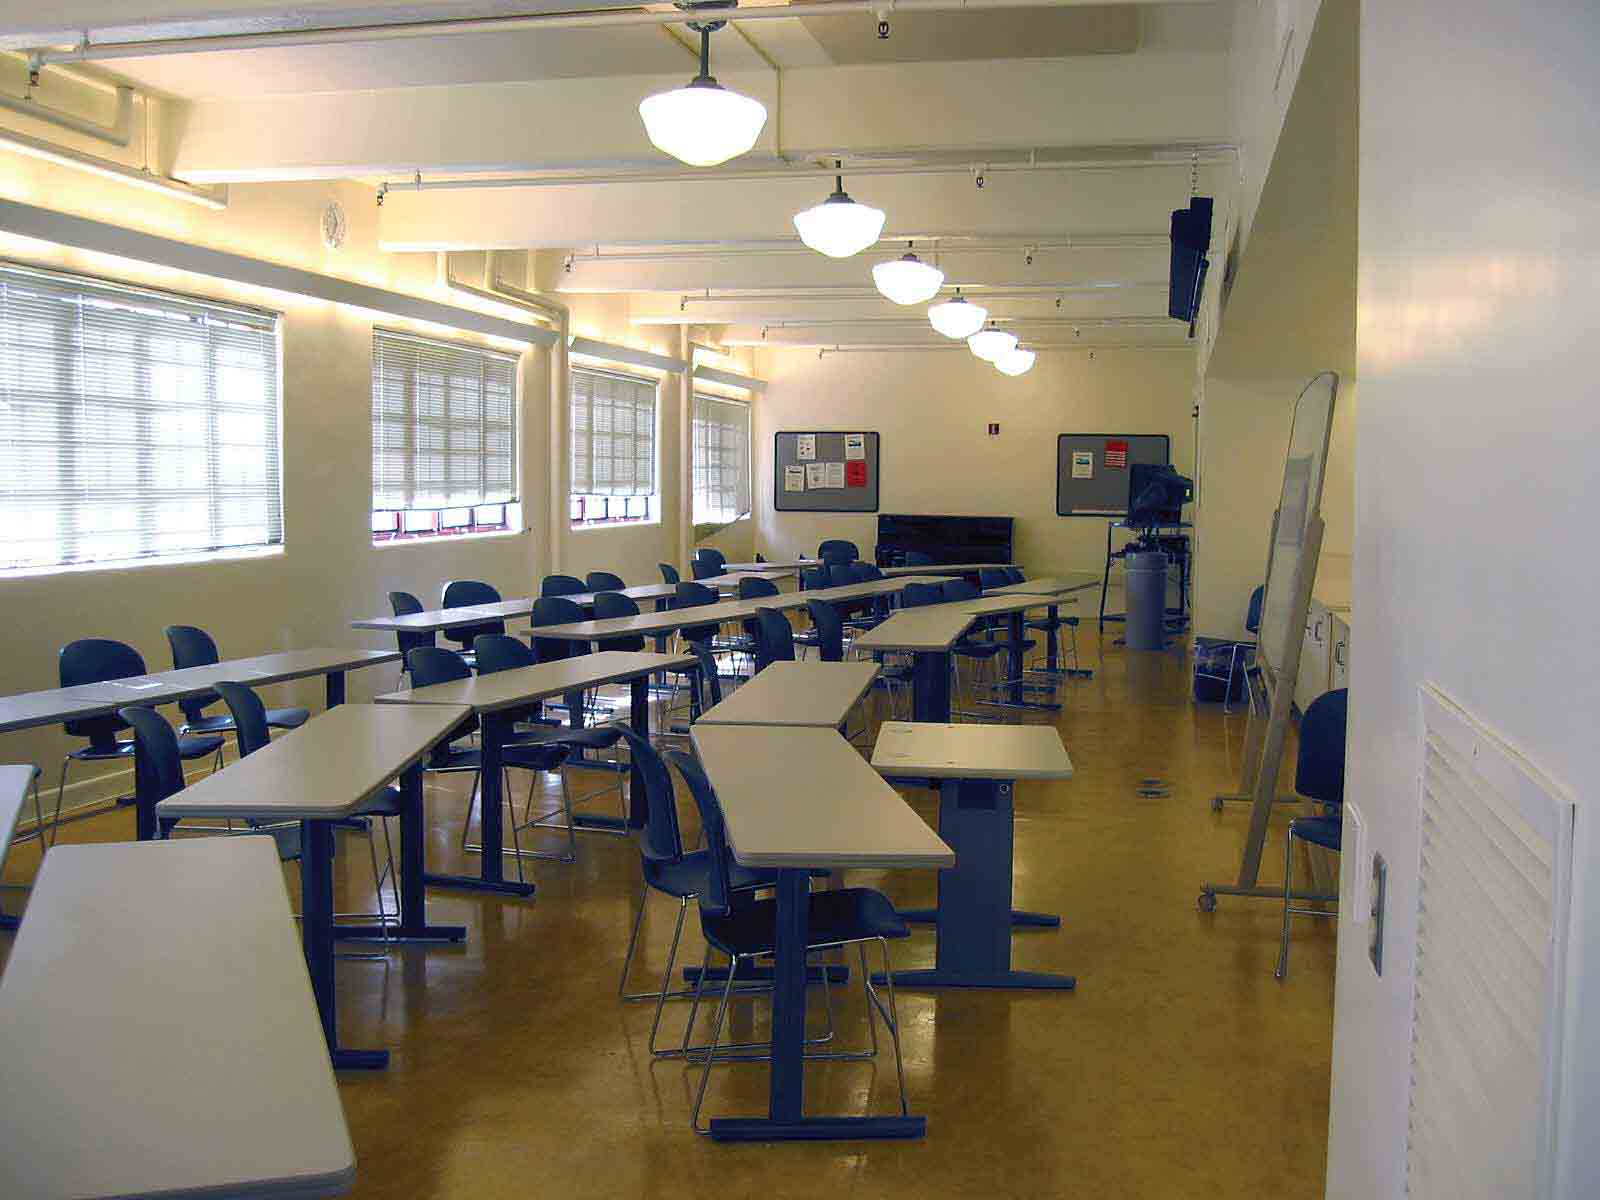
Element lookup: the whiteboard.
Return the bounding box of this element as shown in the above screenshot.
[1257,372,1338,678]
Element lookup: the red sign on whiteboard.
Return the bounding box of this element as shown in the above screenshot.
[845,460,868,488]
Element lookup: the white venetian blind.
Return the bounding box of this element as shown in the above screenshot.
[0,263,282,572]
[692,393,751,523]
[570,366,656,497]
[371,328,517,511]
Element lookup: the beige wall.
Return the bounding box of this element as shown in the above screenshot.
[752,346,1197,587]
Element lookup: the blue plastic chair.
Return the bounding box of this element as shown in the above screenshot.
[665,750,912,1133]
[800,566,831,591]
[900,582,942,608]
[388,591,435,684]
[541,575,587,598]
[658,563,680,585]
[673,581,722,648]
[978,568,1011,591]
[593,591,647,652]
[586,571,626,593]
[753,607,796,673]
[440,580,504,662]
[818,539,859,563]
[165,625,309,736]
[693,547,727,576]
[530,596,588,664]
[1276,688,1348,979]
[736,577,780,663]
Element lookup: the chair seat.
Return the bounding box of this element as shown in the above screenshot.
[681,624,720,644]
[1290,815,1342,851]
[359,784,404,818]
[183,713,235,735]
[597,636,647,653]
[1026,615,1073,632]
[953,641,1004,659]
[266,706,310,730]
[67,740,136,763]
[645,849,778,900]
[701,887,909,959]
[177,733,226,760]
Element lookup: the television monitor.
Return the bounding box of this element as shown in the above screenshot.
[1168,196,1214,331]
[1127,464,1193,529]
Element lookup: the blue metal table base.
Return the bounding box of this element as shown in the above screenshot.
[911,649,952,723]
[884,777,1076,993]
[684,963,851,986]
[301,819,390,1070]
[897,907,1060,929]
[705,870,929,1143]
[338,765,469,944]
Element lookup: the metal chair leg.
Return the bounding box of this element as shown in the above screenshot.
[617,888,650,999]
[879,938,911,1116]
[52,758,71,849]
[690,951,740,1135]
[646,898,690,1055]
[1275,823,1296,979]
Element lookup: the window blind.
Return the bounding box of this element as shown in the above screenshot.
[0,263,282,572]
[371,328,517,511]
[571,366,656,497]
[692,394,751,523]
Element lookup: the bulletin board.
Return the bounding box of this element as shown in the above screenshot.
[1055,434,1171,517]
[774,430,881,512]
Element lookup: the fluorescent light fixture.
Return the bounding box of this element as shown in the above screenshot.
[0,126,228,210]
[639,28,766,167]
[568,335,687,374]
[693,363,767,393]
[995,345,1037,376]
[872,243,945,305]
[969,324,1019,362]
[927,289,987,339]
[793,163,886,259]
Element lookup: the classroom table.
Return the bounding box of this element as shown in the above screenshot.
[878,561,1019,577]
[985,574,1098,676]
[697,660,879,728]
[715,559,812,572]
[956,593,1063,713]
[872,722,1076,990]
[375,650,693,879]
[0,837,356,1197]
[157,702,470,1070]
[690,724,954,1142]
[849,607,976,722]
[0,764,39,931]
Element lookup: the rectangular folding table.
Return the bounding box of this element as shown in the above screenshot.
[697,660,879,729]
[849,607,976,722]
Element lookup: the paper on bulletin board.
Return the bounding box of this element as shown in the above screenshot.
[783,465,806,493]
[805,461,828,489]
[844,433,866,460]
[846,460,868,487]
[1104,439,1129,469]
[796,434,817,461]
[1071,450,1094,479]
[824,461,846,488]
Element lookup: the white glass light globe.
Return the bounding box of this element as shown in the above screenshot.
[968,326,1019,362]
[793,193,887,258]
[872,252,945,305]
[638,80,767,167]
[927,294,988,339]
[995,346,1037,376]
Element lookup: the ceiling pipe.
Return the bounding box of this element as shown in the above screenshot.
[740,315,1173,329]
[26,1,1180,65]
[0,123,226,208]
[665,282,1166,303]
[561,234,1168,264]
[0,81,133,146]
[735,341,1194,354]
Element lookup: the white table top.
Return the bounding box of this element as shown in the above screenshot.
[0,837,355,1199]
[850,607,976,653]
[986,573,1102,596]
[958,593,1054,617]
[716,560,811,572]
[375,650,693,714]
[157,702,469,822]
[697,661,880,728]
[700,569,796,586]
[0,764,36,875]
[350,597,536,633]
[879,562,1019,577]
[690,724,954,871]
[0,649,399,735]
[871,722,1075,781]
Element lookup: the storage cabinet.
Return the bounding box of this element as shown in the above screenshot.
[1294,597,1352,713]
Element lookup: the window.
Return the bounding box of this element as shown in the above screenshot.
[371,329,519,544]
[692,394,751,525]
[0,263,282,573]
[570,366,658,527]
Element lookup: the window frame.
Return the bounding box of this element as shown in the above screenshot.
[691,392,752,527]
[569,364,660,530]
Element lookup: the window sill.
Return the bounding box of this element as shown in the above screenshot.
[570,520,662,533]
[0,544,284,581]
[373,528,528,550]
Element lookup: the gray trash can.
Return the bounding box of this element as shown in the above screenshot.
[1125,550,1169,650]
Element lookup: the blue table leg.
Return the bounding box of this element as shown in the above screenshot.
[324,670,346,708]
[424,711,536,897]
[886,778,1074,992]
[911,649,951,723]
[708,868,925,1142]
[302,819,389,1069]
[337,764,467,943]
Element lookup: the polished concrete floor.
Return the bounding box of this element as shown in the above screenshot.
[3,628,1335,1198]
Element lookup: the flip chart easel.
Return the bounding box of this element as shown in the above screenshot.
[1199,371,1339,912]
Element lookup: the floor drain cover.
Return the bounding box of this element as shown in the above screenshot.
[1136,778,1173,798]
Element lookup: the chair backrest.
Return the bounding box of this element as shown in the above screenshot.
[738,576,780,600]
[903,550,934,566]
[800,566,831,591]
[694,547,727,573]
[978,568,1011,591]
[818,539,859,563]
[611,724,681,851]
[754,607,796,671]
[901,582,942,608]
[1296,688,1348,809]
[674,581,718,610]
[806,599,846,662]
[1246,585,1266,635]
[473,633,536,675]
[390,590,424,617]
[387,591,435,661]
[60,638,145,745]
[941,578,980,603]
[690,558,719,581]
[683,638,723,712]
[440,579,504,646]
[214,681,272,757]
[531,597,588,662]
[1004,567,1026,584]
[827,562,855,589]
[593,591,641,620]
[585,571,626,592]
[119,706,187,805]
[658,562,680,585]
[164,625,224,722]
[664,750,734,917]
[406,645,472,688]
[541,574,586,598]
[851,562,882,582]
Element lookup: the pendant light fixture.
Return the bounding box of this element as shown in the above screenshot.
[793,162,886,258]
[968,322,1019,362]
[872,241,945,305]
[927,288,988,339]
[994,345,1037,376]
[638,22,767,167]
